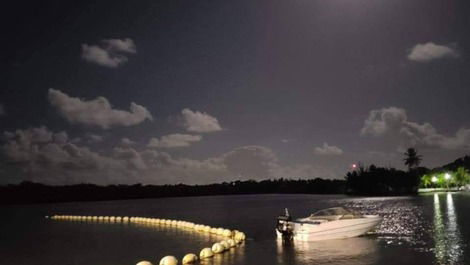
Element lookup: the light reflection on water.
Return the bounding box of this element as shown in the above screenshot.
[433,193,463,264]
[276,237,378,265]
[337,196,429,246]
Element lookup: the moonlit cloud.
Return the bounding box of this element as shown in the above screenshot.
[86,134,104,143]
[0,127,337,184]
[81,38,136,68]
[120,138,135,147]
[48,89,153,129]
[314,142,343,156]
[148,134,202,148]
[361,107,470,150]
[408,42,459,63]
[181,108,222,133]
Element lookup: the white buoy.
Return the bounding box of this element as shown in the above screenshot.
[223,229,232,237]
[216,228,224,235]
[220,240,230,249]
[227,239,236,248]
[212,243,225,254]
[136,261,153,265]
[234,231,244,241]
[210,227,218,234]
[159,255,178,265]
[182,253,198,264]
[199,248,214,259]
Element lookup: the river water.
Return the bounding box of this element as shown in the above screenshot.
[1,193,469,265]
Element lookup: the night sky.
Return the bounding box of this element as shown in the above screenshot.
[2,0,470,185]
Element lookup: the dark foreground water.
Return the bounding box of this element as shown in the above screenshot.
[1,193,469,265]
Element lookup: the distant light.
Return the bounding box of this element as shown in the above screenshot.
[445,173,451,180]
[352,164,357,169]
[432,176,438,183]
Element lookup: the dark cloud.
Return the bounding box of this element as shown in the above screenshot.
[148,134,202,148]
[314,143,343,156]
[120,137,136,147]
[85,133,104,143]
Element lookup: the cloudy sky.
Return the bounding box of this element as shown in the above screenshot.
[2,0,470,185]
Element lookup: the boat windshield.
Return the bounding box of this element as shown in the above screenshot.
[309,207,363,221]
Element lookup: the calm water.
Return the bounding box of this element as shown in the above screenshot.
[1,193,469,265]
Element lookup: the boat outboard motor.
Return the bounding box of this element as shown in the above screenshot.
[276,208,294,241]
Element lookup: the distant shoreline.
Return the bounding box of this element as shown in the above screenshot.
[0,178,346,205]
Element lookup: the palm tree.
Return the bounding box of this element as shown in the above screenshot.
[454,167,470,187]
[403,148,422,170]
[421,174,432,188]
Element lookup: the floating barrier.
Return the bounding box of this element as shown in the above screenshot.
[219,240,229,249]
[136,261,153,265]
[182,253,198,264]
[47,214,246,265]
[199,248,214,259]
[227,239,236,248]
[159,256,178,265]
[211,242,225,254]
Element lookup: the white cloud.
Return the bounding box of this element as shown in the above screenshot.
[81,38,136,68]
[148,134,202,148]
[48,89,153,129]
[181,108,222,133]
[101,39,137,53]
[407,42,459,63]
[314,142,343,156]
[361,107,470,150]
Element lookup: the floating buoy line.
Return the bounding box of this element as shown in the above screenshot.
[46,215,246,265]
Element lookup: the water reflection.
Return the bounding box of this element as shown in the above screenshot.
[433,193,463,264]
[276,237,378,265]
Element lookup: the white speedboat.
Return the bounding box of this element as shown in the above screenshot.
[276,207,382,241]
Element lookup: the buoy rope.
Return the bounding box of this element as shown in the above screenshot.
[46,215,246,265]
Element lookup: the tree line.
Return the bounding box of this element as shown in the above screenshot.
[0,178,346,204]
[345,148,470,195]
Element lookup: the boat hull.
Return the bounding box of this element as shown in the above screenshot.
[277,215,382,241]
